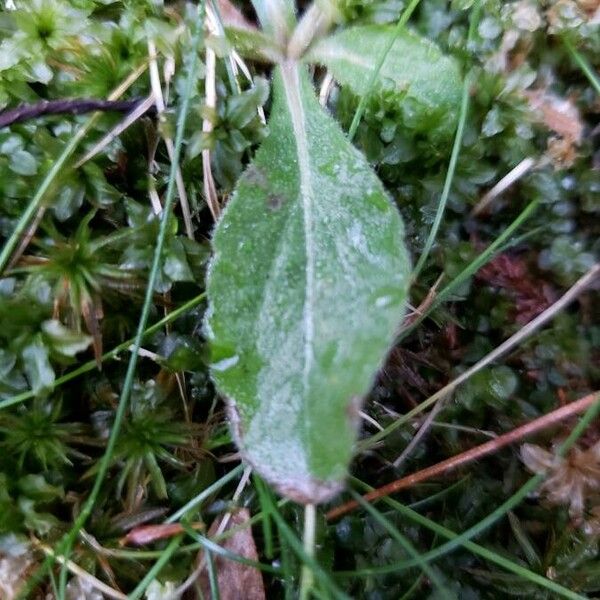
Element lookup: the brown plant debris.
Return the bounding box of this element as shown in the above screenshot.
[521,440,600,520]
[198,508,266,600]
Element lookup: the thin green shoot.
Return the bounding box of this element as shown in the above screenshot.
[279,520,295,600]
[0,128,90,274]
[399,198,539,342]
[563,37,600,95]
[205,548,221,600]
[406,476,469,511]
[508,512,542,568]
[346,477,586,599]
[0,61,148,275]
[0,292,206,411]
[254,475,275,558]
[349,490,452,599]
[411,69,471,282]
[181,523,283,575]
[411,0,481,281]
[347,0,422,141]
[366,258,593,447]
[349,392,600,589]
[128,535,184,600]
[399,574,424,600]
[165,464,244,524]
[266,499,349,600]
[45,6,206,597]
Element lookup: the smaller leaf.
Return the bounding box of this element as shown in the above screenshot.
[41,320,92,357]
[21,336,54,397]
[9,149,37,176]
[306,25,463,136]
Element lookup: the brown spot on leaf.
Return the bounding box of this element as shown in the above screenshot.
[244,164,268,189]
[267,194,283,211]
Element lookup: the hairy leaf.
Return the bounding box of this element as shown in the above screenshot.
[224,26,283,63]
[21,337,54,397]
[251,0,296,42]
[306,25,463,136]
[206,62,410,504]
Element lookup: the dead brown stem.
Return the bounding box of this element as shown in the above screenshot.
[327,390,600,521]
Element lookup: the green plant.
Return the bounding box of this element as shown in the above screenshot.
[0,0,598,598]
[0,399,83,471]
[206,0,461,505]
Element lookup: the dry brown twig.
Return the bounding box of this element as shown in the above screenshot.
[327,390,600,521]
[332,263,600,519]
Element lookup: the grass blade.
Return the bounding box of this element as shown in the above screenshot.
[349,490,453,599]
[16,6,207,597]
[345,477,587,599]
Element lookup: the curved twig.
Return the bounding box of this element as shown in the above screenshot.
[0,98,154,129]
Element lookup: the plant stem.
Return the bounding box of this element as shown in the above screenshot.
[300,504,317,600]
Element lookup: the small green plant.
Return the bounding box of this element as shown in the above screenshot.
[206,0,461,505]
[0,399,83,471]
[85,378,204,510]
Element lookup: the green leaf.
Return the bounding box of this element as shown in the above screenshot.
[41,320,92,357]
[206,62,410,504]
[20,336,54,397]
[9,149,37,176]
[224,25,283,63]
[306,25,463,136]
[251,0,296,41]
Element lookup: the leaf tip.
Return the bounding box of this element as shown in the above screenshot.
[227,402,345,504]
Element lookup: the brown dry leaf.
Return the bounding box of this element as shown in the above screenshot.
[0,540,35,600]
[120,522,204,547]
[525,90,584,142]
[525,89,584,168]
[521,441,600,519]
[198,508,266,600]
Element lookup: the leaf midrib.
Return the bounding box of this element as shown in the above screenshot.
[280,61,316,416]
